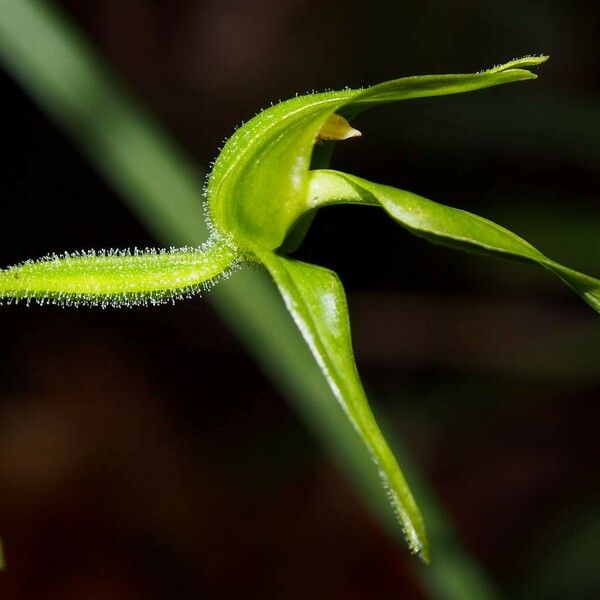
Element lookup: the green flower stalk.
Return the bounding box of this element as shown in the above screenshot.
[2,56,599,562]
[0,240,238,307]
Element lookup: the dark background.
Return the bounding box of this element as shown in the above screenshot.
[1,1,599,598]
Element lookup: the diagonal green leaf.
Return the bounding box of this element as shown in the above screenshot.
[208,57,548,251]
[307,170,600,313]
[260,251,429,561]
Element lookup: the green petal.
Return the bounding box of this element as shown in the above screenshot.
[307,170,600,313]
[261,252,429,562]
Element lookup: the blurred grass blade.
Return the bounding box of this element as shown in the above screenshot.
[0,0,501,595]
[308,170,600,313]
[262,252,428,560]
[0,0,206,245]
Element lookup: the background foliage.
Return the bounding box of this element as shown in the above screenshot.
[0,0,598,598]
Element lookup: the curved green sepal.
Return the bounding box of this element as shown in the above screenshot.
[307,170,600,313]
[261,251,429,562]
[207,57,547,251]
[0,238,239,307]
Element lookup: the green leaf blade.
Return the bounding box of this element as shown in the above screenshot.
[261,252,429,562]
[308,170,600,314]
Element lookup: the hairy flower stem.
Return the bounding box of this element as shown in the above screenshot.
[0,237,238,307]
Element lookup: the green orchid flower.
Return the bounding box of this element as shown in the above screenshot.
[1,55,598,563]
